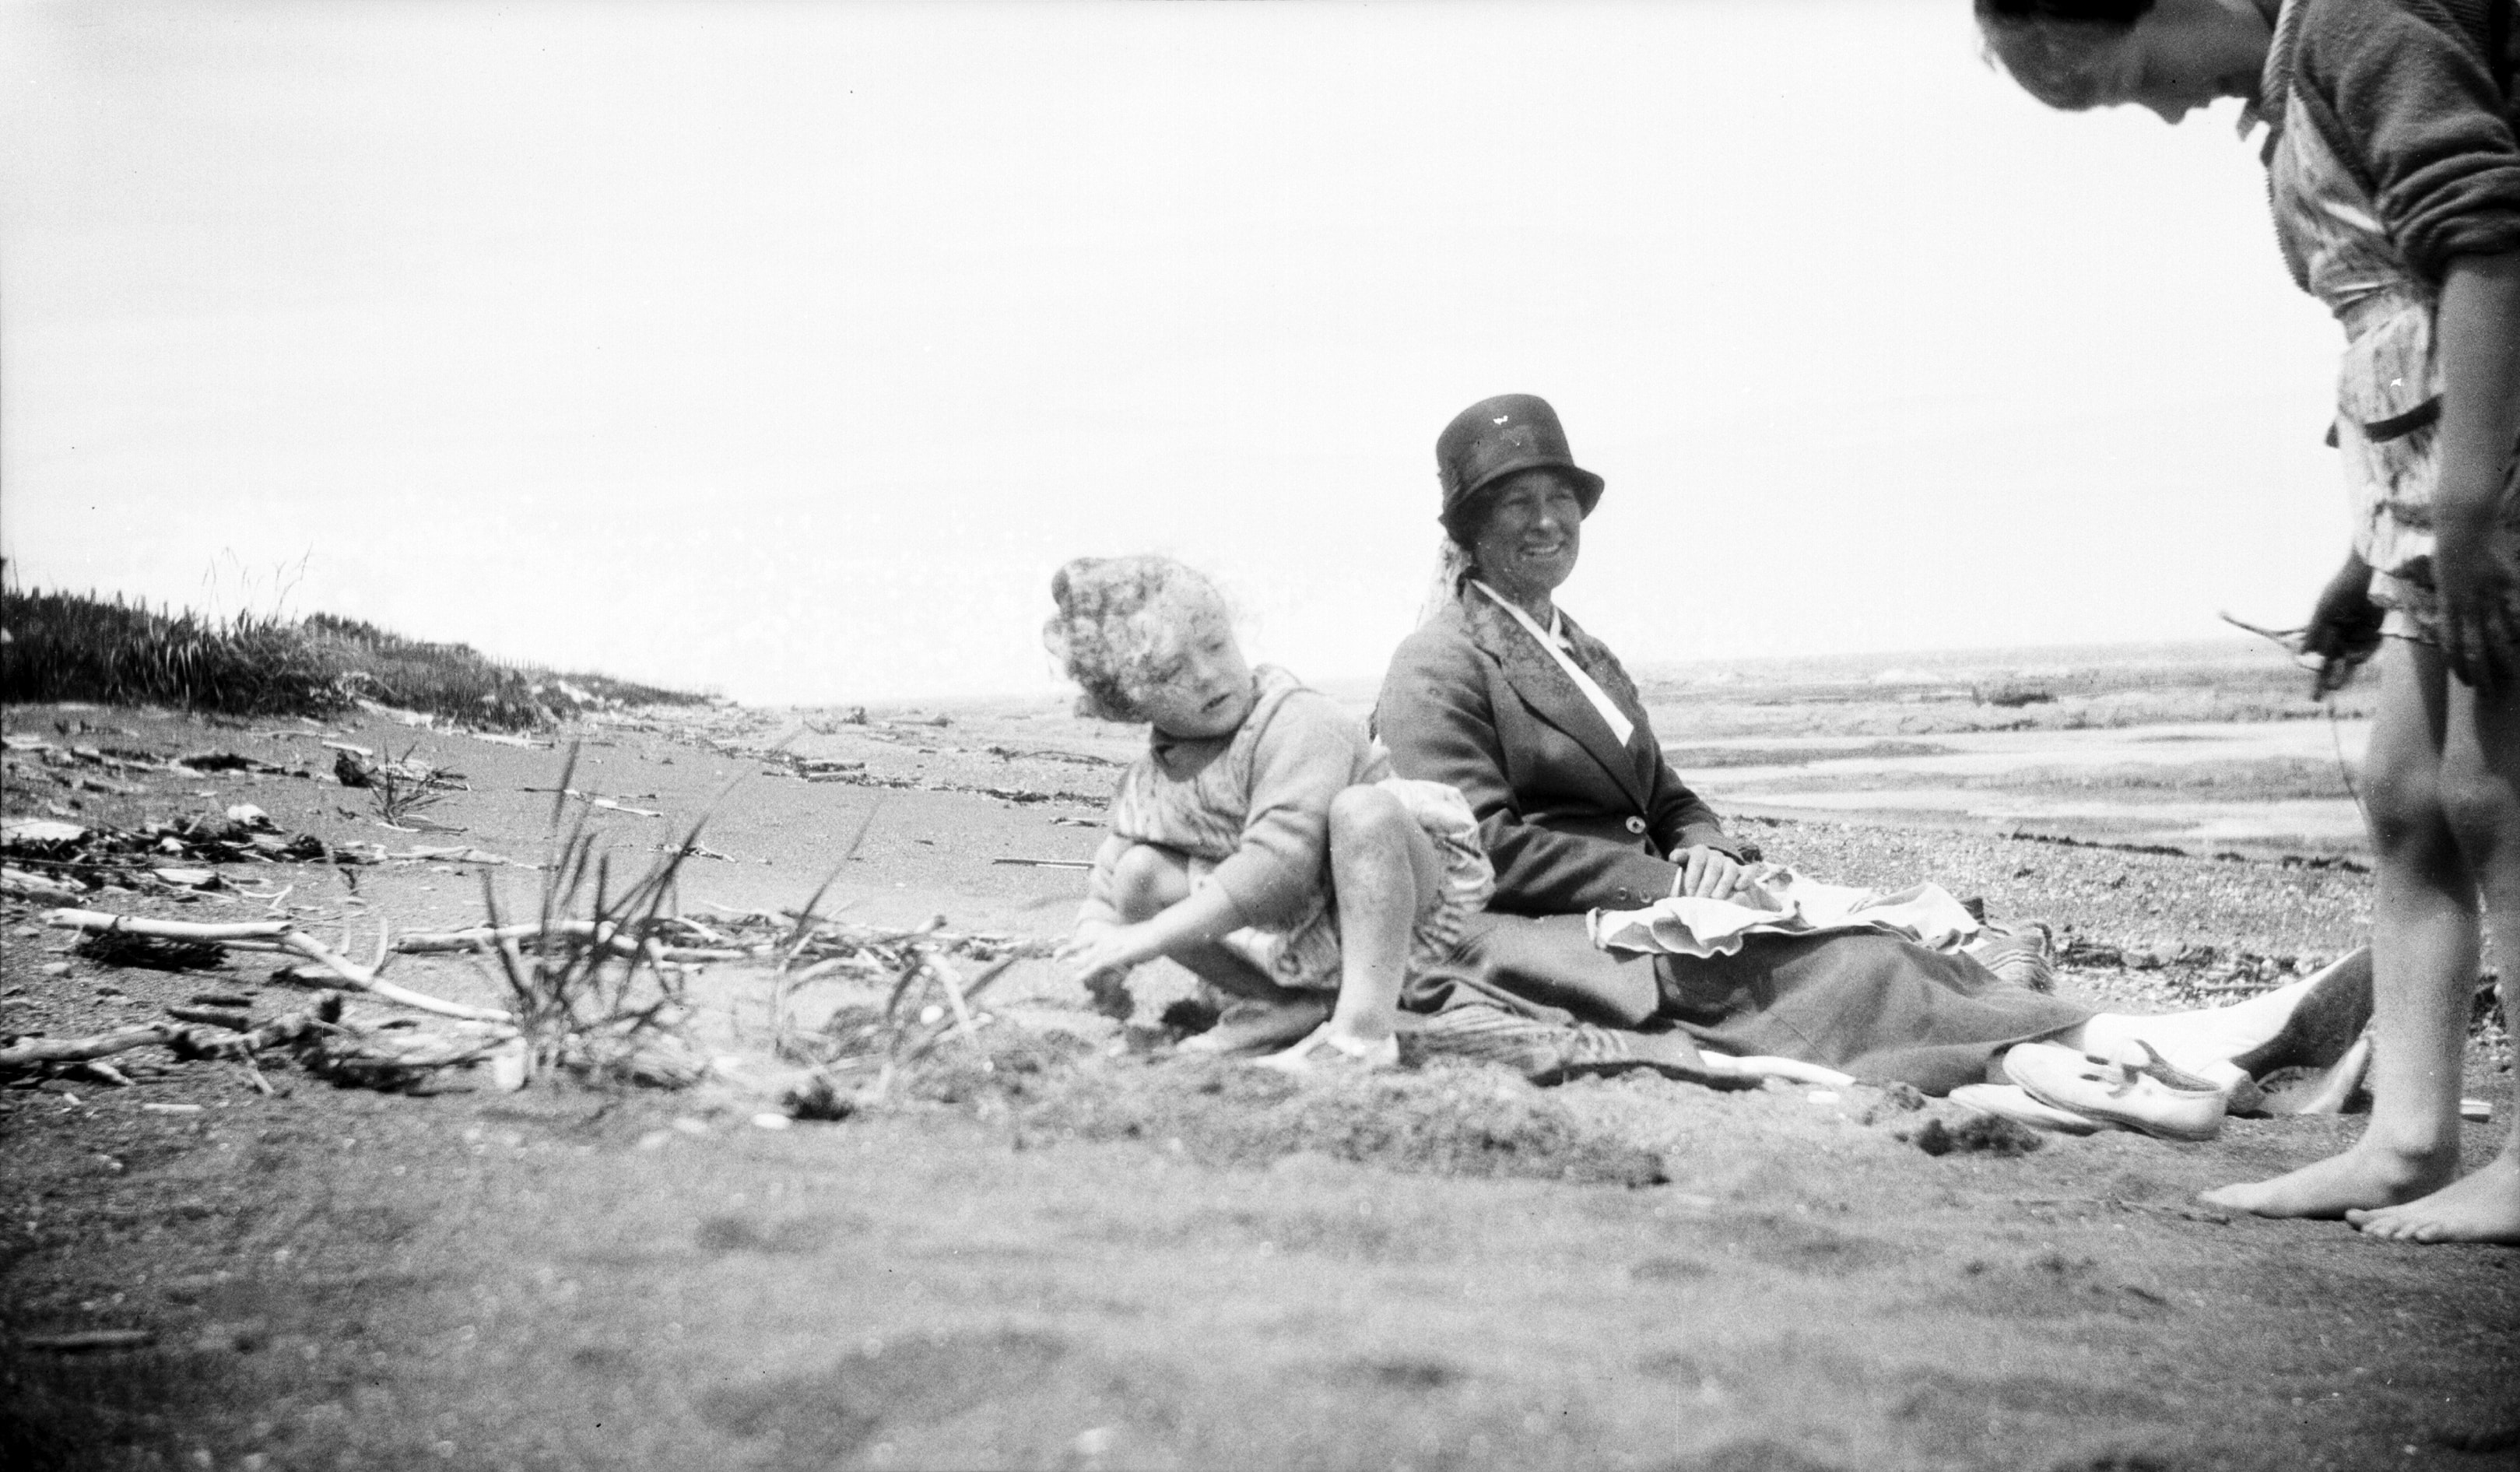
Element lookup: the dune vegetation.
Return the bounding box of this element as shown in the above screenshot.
[0,587,707,730]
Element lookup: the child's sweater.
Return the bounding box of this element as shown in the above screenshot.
[1091,665,1391,930]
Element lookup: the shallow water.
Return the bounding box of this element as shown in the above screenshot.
[1680,718,2373,856]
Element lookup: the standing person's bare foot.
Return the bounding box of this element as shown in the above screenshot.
[2201,1140,2458,1218]
[2346,1155,2520,1244]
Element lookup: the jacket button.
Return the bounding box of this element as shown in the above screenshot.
[1624,817,1648,835]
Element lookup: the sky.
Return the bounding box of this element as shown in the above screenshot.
[2,0,2351,706]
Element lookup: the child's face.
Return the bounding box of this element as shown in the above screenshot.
[1137,609,1254,739]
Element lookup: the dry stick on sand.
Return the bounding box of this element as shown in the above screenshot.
[0,1000,341,1073]
[396,919,695,964]
[37,910,511,1024]
[519,788,666,819]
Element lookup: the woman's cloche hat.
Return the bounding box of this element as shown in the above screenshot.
[1435,393,1606,536]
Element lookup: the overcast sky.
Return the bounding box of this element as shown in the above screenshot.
[2,0,2348,705]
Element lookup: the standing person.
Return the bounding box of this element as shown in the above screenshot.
[1978,0,2520,1242]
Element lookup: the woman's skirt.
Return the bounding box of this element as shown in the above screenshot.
[1401,912,2094,1096]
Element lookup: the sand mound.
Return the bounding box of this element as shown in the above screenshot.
[1016,1056,1669,1187]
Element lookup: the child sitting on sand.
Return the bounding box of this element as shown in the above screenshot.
[1045,554,1493,1070]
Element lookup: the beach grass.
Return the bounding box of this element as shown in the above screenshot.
[0,587,707,729]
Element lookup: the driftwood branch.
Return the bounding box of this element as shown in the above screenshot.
[0,1001,340,1072]
[39,909,511,1024]
[394,920,749,964]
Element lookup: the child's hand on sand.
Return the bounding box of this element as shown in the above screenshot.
[1058,919,1158,986]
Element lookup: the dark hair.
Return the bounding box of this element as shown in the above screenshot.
[1975,0,2152,24]
[1976,0,2156,110]
[1043,555,1230,723]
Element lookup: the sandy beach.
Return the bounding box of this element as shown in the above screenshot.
[3,690,2511,1471]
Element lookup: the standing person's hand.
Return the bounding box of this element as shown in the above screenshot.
[2301,553,2383,697]
[2431,518,2519,693]
[1668,845,1748,901]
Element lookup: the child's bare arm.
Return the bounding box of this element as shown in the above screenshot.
[2432,249,2520,691]
[1073,834,1135,930]
[1058,869,1248,984]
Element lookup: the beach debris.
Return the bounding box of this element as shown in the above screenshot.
[1894,1108,2045,1157]
[74,924,230,971]
[992,856,1097,870]
[521,787,665,819]
[40,910,509,1020]
[171,750,295,776]
[0,995,344,1074]
[776,950,1022,1113]
[2,866,84,901]
[394,916,745,964]
[357,743,465,829]
[2,813,353,895]
[19,1330,160,1354]
[385,845,533,869]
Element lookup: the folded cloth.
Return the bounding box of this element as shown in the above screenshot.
[1588,862,1982,960]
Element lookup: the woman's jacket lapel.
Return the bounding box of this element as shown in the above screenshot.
[1455,593,1653,815]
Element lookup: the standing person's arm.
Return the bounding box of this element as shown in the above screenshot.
[2431,250,2520,690]
[2292,2,2520,685]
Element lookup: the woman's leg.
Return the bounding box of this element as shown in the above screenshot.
[2347,664,2520,1242]
[1320,785,1443,1049]
[2204,640,2480,1219]
[2067,973,2333,1080]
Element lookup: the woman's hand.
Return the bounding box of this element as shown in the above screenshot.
[2432,511,2519,694]
[1057,919,1157,985]
[1668,845,1749,901]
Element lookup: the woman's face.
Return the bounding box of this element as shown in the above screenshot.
[1469,469,1585,606]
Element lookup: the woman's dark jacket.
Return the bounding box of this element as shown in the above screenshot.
[1374,588,1740,916]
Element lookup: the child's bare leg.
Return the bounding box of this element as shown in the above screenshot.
[1321,785,1444,1049]
[1102,842,1283,999]
[2349,670,2520,1243]
[2206,641,2475,1219]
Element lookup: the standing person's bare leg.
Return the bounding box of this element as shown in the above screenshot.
[2206,642,2476,1219]
[2349,670,2520,1242]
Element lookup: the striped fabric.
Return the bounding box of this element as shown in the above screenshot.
[1401,1003,1647,1079]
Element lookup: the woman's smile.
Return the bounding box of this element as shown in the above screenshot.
[1471,469,1588,613]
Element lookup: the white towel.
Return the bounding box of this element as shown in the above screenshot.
[1588,862,1981,959]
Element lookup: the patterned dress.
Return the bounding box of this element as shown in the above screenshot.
[2260,0,2520,641]
[1101,665,1493,992]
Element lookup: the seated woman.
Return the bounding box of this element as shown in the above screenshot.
[1376,392,2366,1099]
